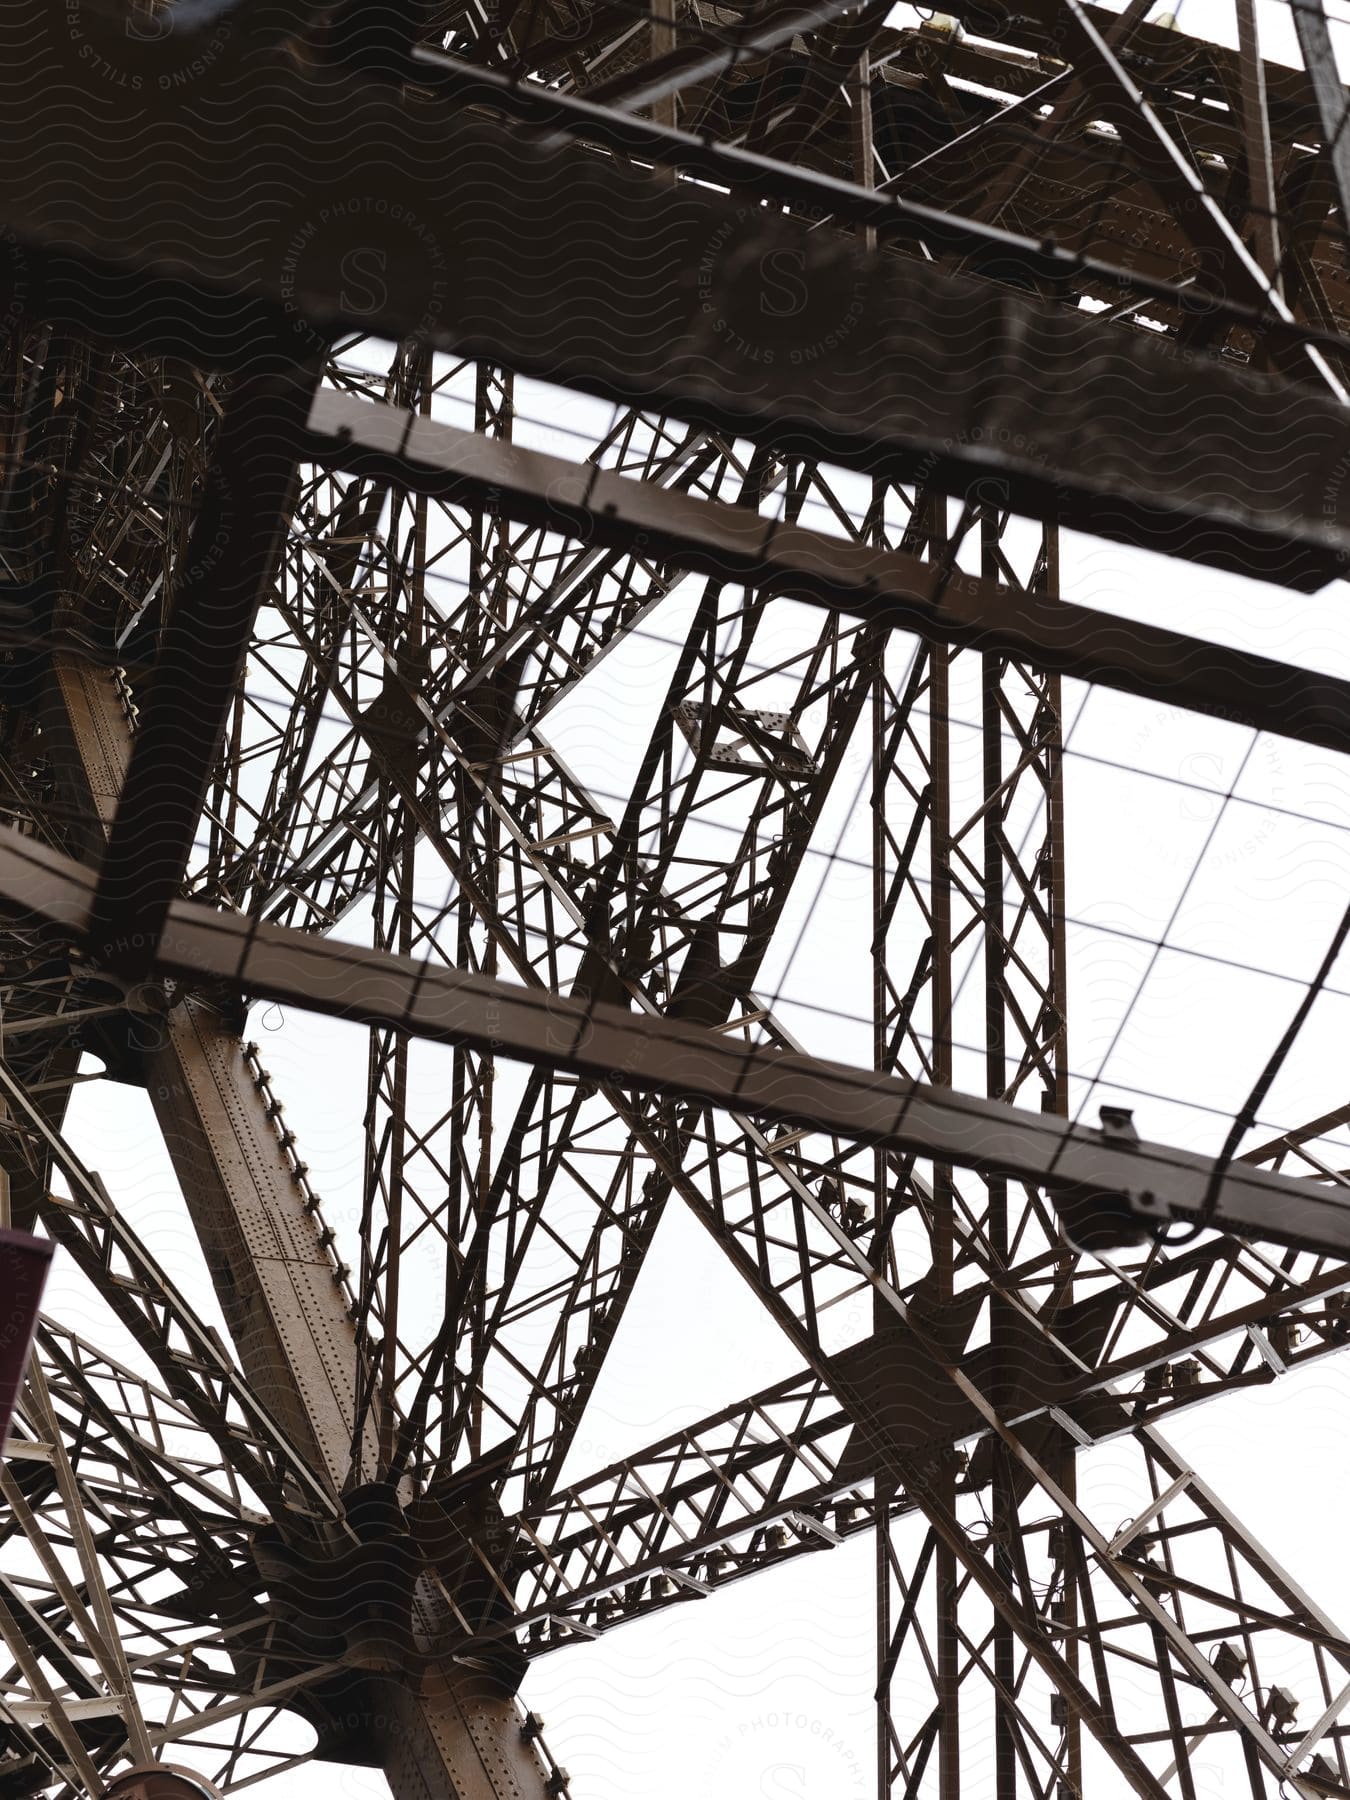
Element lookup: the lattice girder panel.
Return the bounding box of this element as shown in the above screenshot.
[338,566,883,1495]
[210,379,753,935]
[7,6,1350,1799]
[658,1113,1350,1798]
[0,1327,337,1799]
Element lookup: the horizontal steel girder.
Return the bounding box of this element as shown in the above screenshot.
[2,20,1350,589]
[6,824,1350,1263]
[306,388,1350,757]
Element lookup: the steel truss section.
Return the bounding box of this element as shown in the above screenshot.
[11,733,1350,1793]
[6,2,1350,1798]
[4,820,1349,1266]
[302,389,1350,760]
[4,8,1350,588]
[0,325,560,1782]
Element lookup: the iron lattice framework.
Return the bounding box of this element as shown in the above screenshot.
[4,1,1350,1796]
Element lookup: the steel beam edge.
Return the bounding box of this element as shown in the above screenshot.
[3,22,1350,590]
[2,826,1347,1262]
[306,389,1350,759]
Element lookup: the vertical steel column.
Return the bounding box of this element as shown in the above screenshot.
[355,345,433,1475]
[1042,531,1078,1800]
[872,485,964,1800]
[351,355,517,1479]
[450,361,513,1477]
[930,629,961,1800]
[981,515,1017,1800]
[977,511,1071,1799]
[873,505,1069,1797]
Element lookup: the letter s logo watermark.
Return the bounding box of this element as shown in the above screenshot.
[125,1,173,41]
[340,246,389,317]
[760,249,808,320]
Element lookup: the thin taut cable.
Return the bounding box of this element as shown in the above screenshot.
[1168,894,1350,1245]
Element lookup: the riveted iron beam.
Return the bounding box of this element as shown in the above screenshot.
[305,389,1350,758]
[3,25,1349,588]
[5,827,1350,1263]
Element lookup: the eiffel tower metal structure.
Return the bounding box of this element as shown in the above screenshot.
[7,0,1350,1795]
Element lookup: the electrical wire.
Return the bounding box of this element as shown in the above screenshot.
[1166,891,1350,1243]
